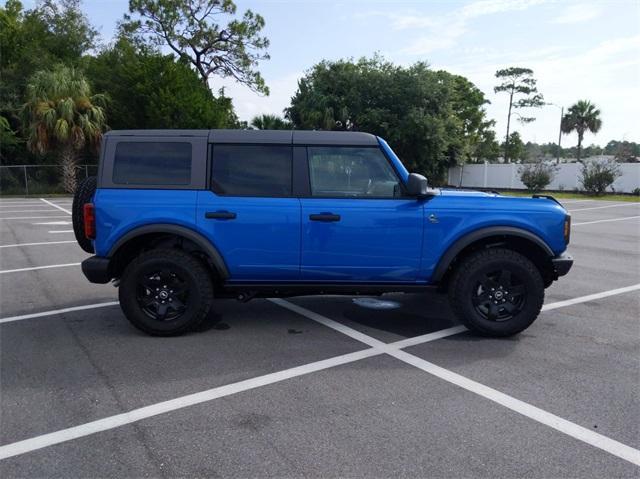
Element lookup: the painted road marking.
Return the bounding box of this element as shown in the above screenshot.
[0,329,461,460]
[0,216,69,220]
[0,302,119,325]
[541,284,640,311]
[33,221,72,226]
[40,198,72,215]
[573,215,640,226]
[0,263,80,275]
[569,203,639,212]
[272,295,640,467]
[49,230,74,234]
[0,285,638,462]
[0,240,77,249]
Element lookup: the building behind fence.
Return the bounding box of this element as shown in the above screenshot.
[448,162,640,193]
[0,165,98,195]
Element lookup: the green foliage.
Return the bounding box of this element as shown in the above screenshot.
[84,38,237,129]
[250,114,291,130]
[494,67,544,162]
[561,100,602,161]
[518,162,558,192]
[123,0,270,94]
[0,116,19,161]
[21,65,107,191]
[579,159,621,195]
[285,57,493,183]
[501,132,526,162]
[473,126,501,162]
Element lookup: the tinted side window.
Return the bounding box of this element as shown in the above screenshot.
[113,142,192,185]
[211,145,292,197]
[308,147,400,198]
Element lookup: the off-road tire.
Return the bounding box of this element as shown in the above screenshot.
[448,248,545,337]
[72,176,97,253]
[119,248,214,336]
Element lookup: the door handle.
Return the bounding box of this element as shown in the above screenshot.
[309,213,341,222]
[205,211,236,220]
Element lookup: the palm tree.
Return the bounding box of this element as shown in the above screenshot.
[560,100,602,162]
[250,114,291,130]
[22,66,107,193]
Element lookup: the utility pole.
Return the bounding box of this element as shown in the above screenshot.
[557,106,563,164]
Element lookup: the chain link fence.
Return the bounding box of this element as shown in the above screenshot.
[0,164,98,196]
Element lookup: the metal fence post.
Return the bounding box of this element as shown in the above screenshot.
[85,165,89,178]
[23,165,29,196]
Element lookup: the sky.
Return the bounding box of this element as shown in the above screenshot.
[22,0,640,146]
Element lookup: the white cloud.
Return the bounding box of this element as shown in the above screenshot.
[553,3,601,24]
[397,0,547,55]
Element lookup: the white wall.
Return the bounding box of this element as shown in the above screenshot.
[448,163,640,193]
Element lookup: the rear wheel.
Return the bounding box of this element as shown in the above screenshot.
[119,249,214,336]
[72,176,97,253]
[448,248,544,337]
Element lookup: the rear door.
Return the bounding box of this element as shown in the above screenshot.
[196,144,301,281]
[300,146,424,282]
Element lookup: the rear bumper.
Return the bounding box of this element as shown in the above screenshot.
[81,256,111,284]
[552,252,573,277]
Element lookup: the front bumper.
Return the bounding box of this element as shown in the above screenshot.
[552,252,573,277]
[81,256,111,284]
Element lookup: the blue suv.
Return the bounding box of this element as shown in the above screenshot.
[73,129,572,337]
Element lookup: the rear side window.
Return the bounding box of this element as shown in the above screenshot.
[112,142,192,185]
[211,145,292,197]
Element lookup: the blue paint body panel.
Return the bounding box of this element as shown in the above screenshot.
[300,198,424,282]
[196,191,301,280]
[92,135,570,286]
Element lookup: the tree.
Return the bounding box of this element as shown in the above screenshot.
[501,132,526,162]
[21,66,107,192]
[250,114,291,130]
[472,125,500,162]
[84,38,237,130]
[1,0,98,164]
[286,57,495,183]
[494,67,544,162]
[123,0,270,94]
[561,100,602,162]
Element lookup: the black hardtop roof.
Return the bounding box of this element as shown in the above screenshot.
[104,129,379,146]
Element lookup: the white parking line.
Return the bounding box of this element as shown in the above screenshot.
[0,286,638,462]
[272,296,640,467]
[568,203,639,212]
[0,216,69,220]
[49,230,74,234]
[0,327,461,460]
[0,209,61,213]
[0,263,80,275]
[40,198,72,215]
[573,215,640,226]
[0,240,76,249]
[0,302,119,325]
[541,284,640,311]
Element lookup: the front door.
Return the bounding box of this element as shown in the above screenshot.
[300,146,424,282]
[197,144,300,281]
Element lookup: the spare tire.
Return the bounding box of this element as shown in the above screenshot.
[72,176,97,253]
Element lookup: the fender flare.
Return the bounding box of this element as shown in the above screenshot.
[432,226,554,282]
[108,224,230,279]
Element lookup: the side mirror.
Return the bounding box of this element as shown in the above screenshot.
[406,173,429,197]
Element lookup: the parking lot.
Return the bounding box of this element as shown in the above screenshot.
[0,196,638,478]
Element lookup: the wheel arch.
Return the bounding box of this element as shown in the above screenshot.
[108,224,230,280]
[433,226,555,287]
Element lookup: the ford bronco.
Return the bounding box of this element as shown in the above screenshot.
[73,129,572,336]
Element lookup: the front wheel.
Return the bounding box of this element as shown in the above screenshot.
[119,249,214,336]
[448,248,544,337]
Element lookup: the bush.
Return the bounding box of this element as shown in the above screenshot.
[580,160,622,195]
[518,162,558,192]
